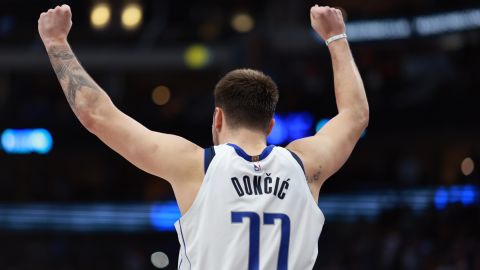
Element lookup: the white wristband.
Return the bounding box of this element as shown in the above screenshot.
[325,33,347,46]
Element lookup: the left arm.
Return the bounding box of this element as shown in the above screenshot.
[287,6,369,201]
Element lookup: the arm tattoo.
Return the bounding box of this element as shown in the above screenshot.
[307,165,322,184]
[47,45,100,109]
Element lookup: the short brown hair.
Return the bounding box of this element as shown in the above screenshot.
[214,69,279,133]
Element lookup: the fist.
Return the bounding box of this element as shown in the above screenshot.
[38,5,72,46]
[310,5,345,41]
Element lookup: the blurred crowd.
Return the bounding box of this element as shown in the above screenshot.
[0,204,478,270]
[317,204,480,270]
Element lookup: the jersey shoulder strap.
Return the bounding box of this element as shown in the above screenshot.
[204,146,216,173]
[287,149,305,174]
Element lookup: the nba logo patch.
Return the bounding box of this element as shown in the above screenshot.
[254,162,261,172]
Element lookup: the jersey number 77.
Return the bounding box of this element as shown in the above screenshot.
[231,211,291,270]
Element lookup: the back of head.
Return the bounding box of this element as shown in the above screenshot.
[214,69,279,133]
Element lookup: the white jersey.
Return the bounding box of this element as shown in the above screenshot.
[174,143,325,270]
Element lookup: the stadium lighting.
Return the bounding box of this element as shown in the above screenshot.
[150,201,181,231]
[121,3,143,31]
[152,85,171,106]
[434,185,478,210]
[315,118,366,138]
[312,8,480,43]
[268,115,288,145]
[315,118,330,132]
[268,112,314,145]
[184,44,211,69]
[151,252,170,269]
[346,19,411,41]
[90,3,111,30]
[1,128,53,154]
[231,12,255,33]
[461,157,475,176]
[415,9,480,36]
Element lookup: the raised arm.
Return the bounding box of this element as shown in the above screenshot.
[38,5,204,209]
[287,6,369,201]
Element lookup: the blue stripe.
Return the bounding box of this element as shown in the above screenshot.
[287,149,305,173]
[178,221,192,269]
[204,147,216,173]
[227,143,275,162]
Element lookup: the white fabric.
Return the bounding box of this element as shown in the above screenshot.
[174,144,325,270]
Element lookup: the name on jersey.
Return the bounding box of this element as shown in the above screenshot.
[230,173,290,200]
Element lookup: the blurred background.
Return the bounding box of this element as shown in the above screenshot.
[1,0,479,269]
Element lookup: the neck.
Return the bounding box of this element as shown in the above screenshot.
[220,127,268,155]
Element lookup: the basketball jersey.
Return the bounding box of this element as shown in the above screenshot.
[174,143,325,270]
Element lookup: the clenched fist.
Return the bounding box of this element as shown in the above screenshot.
[310,5,345,41]
[38,4,72,46]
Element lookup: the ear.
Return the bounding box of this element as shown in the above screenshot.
[214,107,223,130]
[266,118,275,136]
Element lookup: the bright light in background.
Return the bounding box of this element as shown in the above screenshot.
[312,8,480,43]
[152,86,171,106]
[267,112,314,145]
[415,9,480,36]
[121,3,143,31]
[346,19,411,41]
[90,3,111,30]
[231,12,255,33]
[1,129,53,154]
[285,112,314,139]
[316,118,366,138]
[434,187,448,210]
[0,186,477,232]
[184,44,211,69]
[434,185,478,210]
[461,157,475,176]
[151,252,169,269]
[268,115,288,145]
[150,201,181,231]
[315,118,330,132]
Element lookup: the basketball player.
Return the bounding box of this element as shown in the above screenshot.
[38,4,368,269]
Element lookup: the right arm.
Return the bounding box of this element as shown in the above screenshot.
[38,5,204,211]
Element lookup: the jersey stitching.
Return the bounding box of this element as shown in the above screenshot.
[178,147,221,221]
[278,148,325,222]
[227,143,275,162]
[179,220,192,270]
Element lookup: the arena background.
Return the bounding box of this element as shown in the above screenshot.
[1,0,479,269]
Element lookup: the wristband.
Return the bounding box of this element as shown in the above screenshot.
[325,33,347,46]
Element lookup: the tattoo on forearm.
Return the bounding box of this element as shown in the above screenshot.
[47,46,100,108]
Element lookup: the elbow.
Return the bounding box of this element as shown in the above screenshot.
[75,96,113,134]
[358,106,369,129]
[77,109,102,134]
[344,105,369,131]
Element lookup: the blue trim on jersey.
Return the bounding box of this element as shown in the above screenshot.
[287,149,305,174]
[227,144,275,162]
[178,220,192,269]
[204,147,216,173]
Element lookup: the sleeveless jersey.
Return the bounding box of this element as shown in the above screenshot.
[174,143,325,270]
